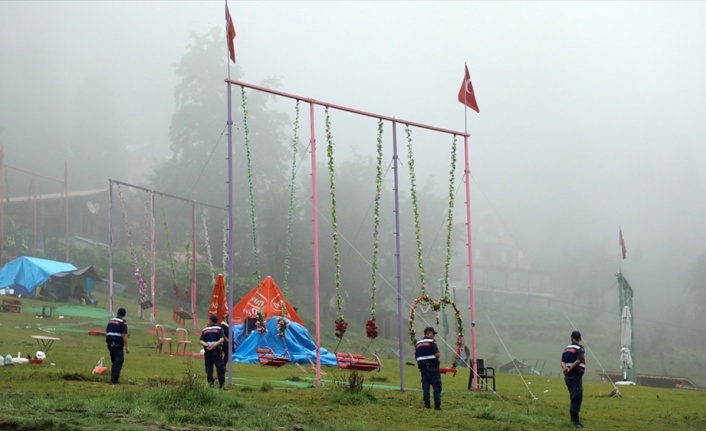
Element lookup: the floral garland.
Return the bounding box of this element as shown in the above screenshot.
[276,316,289,338]
[255,311,267,334]
[282,100,301,297]
[326,108,346,339]
[443,135,458,302]
[368,119,384,338]
[365,318,379,339]
[240,86,261,283]
[409,294,465,369]
[405,126,427,296]
[335,317,348,339]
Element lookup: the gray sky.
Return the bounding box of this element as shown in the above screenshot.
[2,1,706,315]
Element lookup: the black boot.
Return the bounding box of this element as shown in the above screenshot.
[571,414,584,428]
[434,403,441,411]
[424,402,430,409]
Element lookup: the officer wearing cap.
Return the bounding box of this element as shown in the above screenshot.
[415,326,442,410]
[200,315,226,388]
[105,307,129,385]
[561,330,586,428]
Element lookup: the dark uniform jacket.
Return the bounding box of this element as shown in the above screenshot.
[106,317,128,346]
[415,337,440,369]
[561,343,586,376]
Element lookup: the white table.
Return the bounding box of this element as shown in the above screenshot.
[31,335,60,354]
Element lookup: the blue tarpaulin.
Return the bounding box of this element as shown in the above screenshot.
[232,317,338,366]
[0,256,101,300]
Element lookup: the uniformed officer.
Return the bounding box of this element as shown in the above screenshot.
[415,326,442,410]
[561,330,586,428]
[105,307,129,385]
[200,315,226,388]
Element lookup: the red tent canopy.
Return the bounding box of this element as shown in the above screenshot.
[231,276,303,325]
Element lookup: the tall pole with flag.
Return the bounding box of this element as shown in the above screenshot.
[225,1,237,385]
[457,63,480,389]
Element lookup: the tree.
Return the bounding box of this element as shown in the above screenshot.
[151,27,305,299]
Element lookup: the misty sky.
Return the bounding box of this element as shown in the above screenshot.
[2,1,706,316]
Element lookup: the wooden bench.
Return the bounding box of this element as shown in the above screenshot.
[256,348,290,367]
[335,352,381,372]
[2,298,21,313]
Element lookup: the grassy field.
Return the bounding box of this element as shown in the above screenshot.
[1,298,705,431]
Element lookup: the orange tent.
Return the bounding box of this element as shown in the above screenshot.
[231,276,303,325]
[208,274,229,324]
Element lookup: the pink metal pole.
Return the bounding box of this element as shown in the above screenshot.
[310,101,322,387]
[463,134,478,389]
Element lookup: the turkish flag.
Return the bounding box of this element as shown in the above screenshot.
[226,4,237,63]
[619,228,627,260]
[458,65,479,113]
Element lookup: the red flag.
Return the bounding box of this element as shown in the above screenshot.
[619,228,627,260]
[458,65,480,113]
[226,4,237,63]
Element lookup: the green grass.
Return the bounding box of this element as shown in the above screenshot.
[1,298,705,430]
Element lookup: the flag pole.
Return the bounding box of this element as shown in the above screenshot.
[461,61,478,390]
[225,0,235,386]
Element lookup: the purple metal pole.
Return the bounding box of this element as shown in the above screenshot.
[191,200,198,329]
[108,180,114,316]
[150,192,157,323]
[463,134,478,389]
[310,101,322,387]
[392,121,405,391]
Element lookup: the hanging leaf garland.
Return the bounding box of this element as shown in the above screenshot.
[116,184,138,271]
[201,209,215,286]
[366,119,385,340]
[282,100,301,304]
[326,107,346,339]
[443,135,458,302]
[240,86,261,283]
[405,126,427,296]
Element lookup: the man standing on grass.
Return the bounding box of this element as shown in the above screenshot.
[200,315,226,389]
[415,326,442,410]
[561,330,586,428]
[105,307,129,385]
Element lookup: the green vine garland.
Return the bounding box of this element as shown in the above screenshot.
[282,100,301,305]
[240,86,261,284]
[367,119,384,339]
[405,126,427,296]
[326,108,346,338]
[442,135,458,302]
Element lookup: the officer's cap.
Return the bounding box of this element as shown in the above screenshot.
[571,330,582,340]
[210,315,218,323]
[424,326,438,335]
[117,307,126,317]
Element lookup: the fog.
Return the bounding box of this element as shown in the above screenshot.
[2,2,706,344]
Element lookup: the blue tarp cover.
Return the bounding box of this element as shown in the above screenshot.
[0,256,77,293]
[232,317,338,366]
